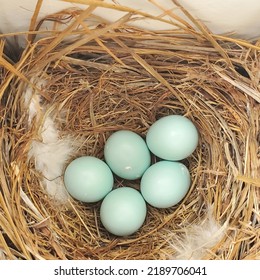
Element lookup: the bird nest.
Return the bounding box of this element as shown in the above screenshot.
[0,4,259,260]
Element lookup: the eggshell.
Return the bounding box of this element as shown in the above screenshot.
[64,156,114,203]
[146,115,199,161]
[104,130,151,180]
[100,187,147,236]
[140,161,191,208]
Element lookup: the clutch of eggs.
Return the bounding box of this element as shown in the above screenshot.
[63,114,199,236]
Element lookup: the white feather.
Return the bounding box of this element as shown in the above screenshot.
[29,129,75,180]
[40,116,59,143]
[44,177,71,203]
[23,84,42,124]
[167,206,228,259]
[24,80,78,203]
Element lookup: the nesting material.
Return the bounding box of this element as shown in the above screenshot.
[167,205,228,260]
[24,81,78,203]
[0,3,259,260]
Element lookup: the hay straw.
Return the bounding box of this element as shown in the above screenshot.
[0,1,259,260]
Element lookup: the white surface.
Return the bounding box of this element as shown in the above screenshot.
[0,0,260,40]
[0,260,258,277]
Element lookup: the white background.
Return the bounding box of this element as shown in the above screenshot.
[1,0,260,39]
[0,260,258,279]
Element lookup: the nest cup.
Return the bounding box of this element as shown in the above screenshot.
[0,4,259,260]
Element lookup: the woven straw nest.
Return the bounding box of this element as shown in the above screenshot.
[0,2,259,260]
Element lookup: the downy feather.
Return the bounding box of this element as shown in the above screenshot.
[24,81,77,203]
[168,206,228,259]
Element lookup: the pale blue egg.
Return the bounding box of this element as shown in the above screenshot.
[140,161,191,208]
[64,156,114,203]
[100,187,147,236]
[146,115,199,161]
[104,130,151,180]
